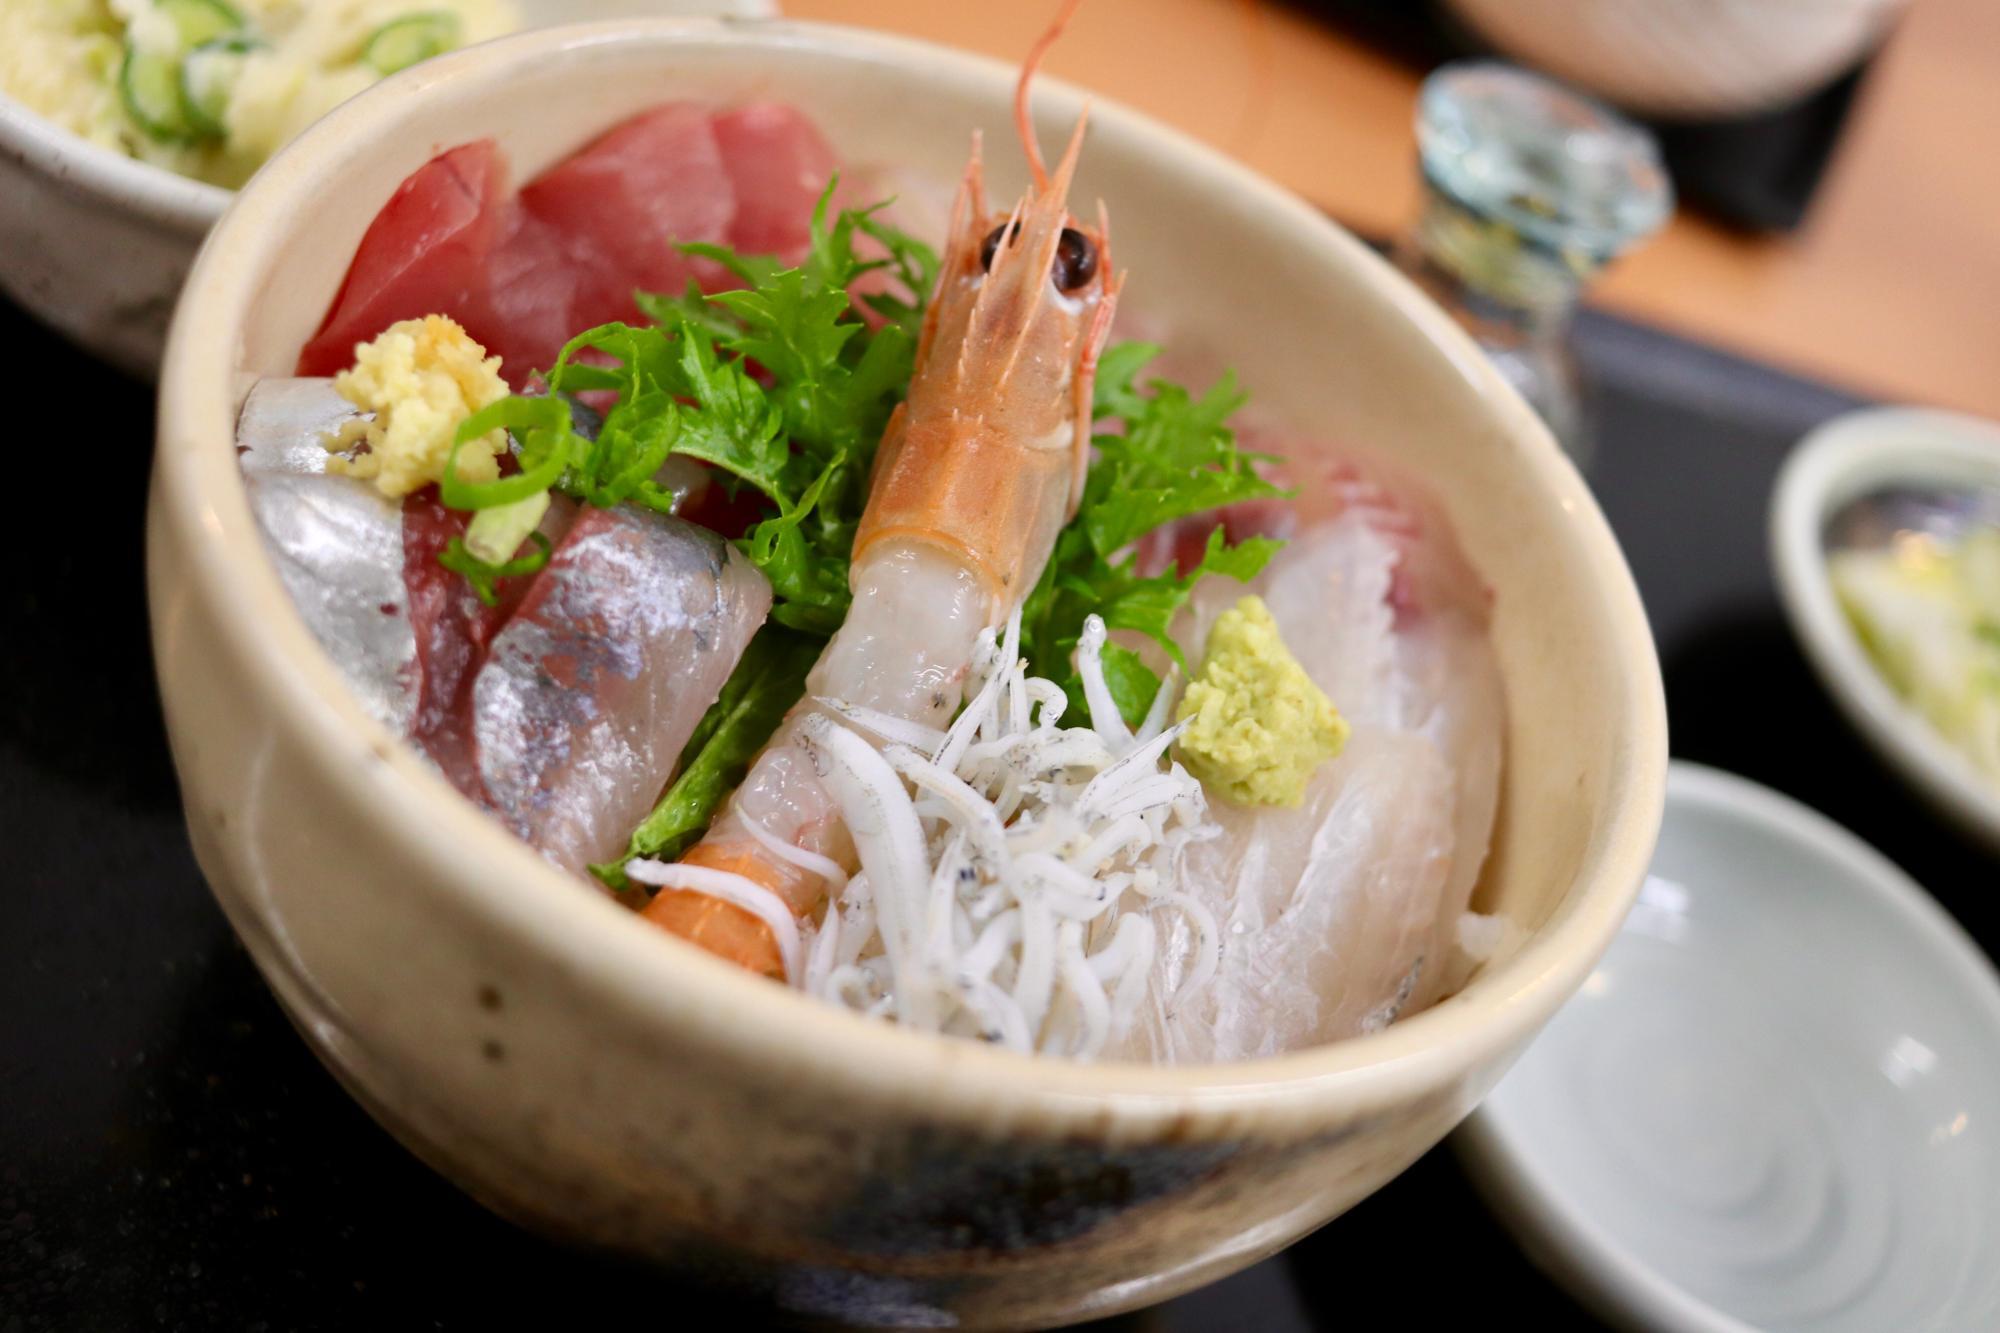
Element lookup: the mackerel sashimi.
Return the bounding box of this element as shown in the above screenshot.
[236,376,769,879]
[473,508,770,875]
[244,84,1510,1067]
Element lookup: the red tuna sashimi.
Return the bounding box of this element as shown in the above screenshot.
[476,206,586,388]
[400,489,578,791]
[518,102,737,332]
[299,102,844,390]
[712,102,838,261]
[399,490,525,792]
[297,141,508,379]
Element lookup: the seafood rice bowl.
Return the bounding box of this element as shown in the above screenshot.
[149,13,1664,1326]
[237,9,1506,1063]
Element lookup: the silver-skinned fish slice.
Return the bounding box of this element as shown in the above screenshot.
[236,376,419,735]
[237,377,768,883]
[471,506,771,876]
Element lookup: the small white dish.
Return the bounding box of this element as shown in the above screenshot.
[1459,762,2000,1332]
[1770,406,2000,852]
[0,0,774,379]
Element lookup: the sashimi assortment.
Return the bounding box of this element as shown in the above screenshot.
[239,26,1508,1062]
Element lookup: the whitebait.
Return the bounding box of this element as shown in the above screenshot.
[796,611,1219,1061]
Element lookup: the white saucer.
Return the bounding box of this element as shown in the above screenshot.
[1770,406,2000,852]
[1459,762,2000,1332]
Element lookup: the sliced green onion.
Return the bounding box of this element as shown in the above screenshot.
[362,11,461,76]
[439,532,552,607]
[464,491,552,565]
[439,397,573,510]
[178,35,259,139]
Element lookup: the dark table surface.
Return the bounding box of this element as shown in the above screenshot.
[5,287,1996,1332]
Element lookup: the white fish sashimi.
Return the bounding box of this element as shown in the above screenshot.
[1120,509,1505,1062]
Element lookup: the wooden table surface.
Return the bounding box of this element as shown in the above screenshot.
[788,0,2000,419]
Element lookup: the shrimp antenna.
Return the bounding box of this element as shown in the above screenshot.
[1015,0,1086,192]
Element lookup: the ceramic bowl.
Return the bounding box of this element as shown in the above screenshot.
[1460,763,2000,1331]
[1771,407,2000,852]
[1442,0,1906,120]
[0,0,770,380]
[148,19,1666,1328]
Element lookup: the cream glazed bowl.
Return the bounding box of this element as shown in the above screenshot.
[148,18,1666,1329]
[0,0,772,380]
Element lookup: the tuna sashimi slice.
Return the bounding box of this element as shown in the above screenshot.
[519,102,737,332]
[297,141,508,379]
[297,102,848,387]
[476,205,587,389]
[399,488,577,792]
[471,507,772,875]
[712,102,839,262]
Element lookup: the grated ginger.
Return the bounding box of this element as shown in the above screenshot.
[327,314,509,498]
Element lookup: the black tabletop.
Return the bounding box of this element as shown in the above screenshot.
[5,289,1995,1331]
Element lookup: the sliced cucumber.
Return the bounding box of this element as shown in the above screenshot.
[121,45,195,141]
[362,11,461,76]
[160,0,245,49]
[179,35,259,138]
[121,0,248,142]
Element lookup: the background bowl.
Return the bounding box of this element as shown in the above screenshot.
[1442,0,1907,120]
[0,0,771,381]
[1771,407,2000,853]
[148,18,1666,1328]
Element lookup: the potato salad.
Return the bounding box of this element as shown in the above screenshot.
[1,0,517,187]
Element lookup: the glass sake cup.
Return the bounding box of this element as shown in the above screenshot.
[1394,61,1673,465]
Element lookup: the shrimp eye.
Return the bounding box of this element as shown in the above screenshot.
[979,222,1019,272]
[1053,227,1098,292]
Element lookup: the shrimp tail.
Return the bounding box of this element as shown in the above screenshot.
[642,842,797,978]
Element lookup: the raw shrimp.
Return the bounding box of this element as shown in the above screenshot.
[641,5,1122,978]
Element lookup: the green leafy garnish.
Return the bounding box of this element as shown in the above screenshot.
[591,626,822,891]
[441,179,935,632]
[425,177,1282,878]
[1021,342,1288,725]
[414,179,936,889]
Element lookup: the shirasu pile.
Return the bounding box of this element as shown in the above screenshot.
[628,611,1223,1060]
